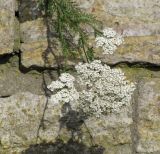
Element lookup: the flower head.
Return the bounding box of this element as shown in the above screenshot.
[95,27,124,55]
[75,60,136,117]
[47,27,135,118]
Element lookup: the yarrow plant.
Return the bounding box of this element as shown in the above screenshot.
[47,73,79,106]
[47,28,135,118]
[75,60,135,117]
[95,28,124,54]
[48,62,135,117]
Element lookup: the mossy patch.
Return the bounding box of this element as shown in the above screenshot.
[115,64,158,81]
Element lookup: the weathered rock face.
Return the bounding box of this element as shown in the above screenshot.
[0,0,160,153]
[19,0,42,22]
[77,0,160,66]
[136,78,160,153]
[0,93,47,153]
[0,0,19,55]
[0,75,160,154]
[0,54,59,96]
[0,55,41,96]
[18,0,160,68]
[98,36,160,65]
[76,0,160,36]
[20,18,50,68]
[0,92,133,154]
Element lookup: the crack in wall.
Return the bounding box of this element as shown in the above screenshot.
[15,10,19,19]
[0,95,11,98]
[130,79,141,154]
[108,61,160,71]
[1,52,160,73]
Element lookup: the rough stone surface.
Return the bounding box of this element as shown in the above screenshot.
[20,18,79,68]
[0,92,133,154]
[0,0,160,153]
[19,0,42,23]
[76,0,160,36]
[0,55,59,96]
[18,0,160,67]
[86,110,133,154]
[0,92,49,153]
[76,0,160,66]
[136,78,160,153]
[0,76,160,153]
[0,0,18,55]
[20,18,57,68]
[97,36,160,66]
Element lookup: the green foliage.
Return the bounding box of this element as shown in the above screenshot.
[38,0,102,62]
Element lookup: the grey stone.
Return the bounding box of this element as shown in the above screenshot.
[19,0,42,23]
[97,36,160,66]
[0,0,18,55]
[76,0,160,36]
[135,78,160,153]
[20,19,60,68]
[0,55,58,96]
[0,91,132,153]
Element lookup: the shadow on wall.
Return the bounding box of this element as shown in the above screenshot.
[22,103,105,154]
[23,139,104,154]
[19,0,42,22]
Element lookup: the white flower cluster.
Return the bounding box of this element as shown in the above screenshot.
[95,28,124,54]
[47,27,135,117]
[47,73,79,106]
[47,61,135,117]
[75,60,135,117]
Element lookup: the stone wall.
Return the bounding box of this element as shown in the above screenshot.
[0,0,160,153]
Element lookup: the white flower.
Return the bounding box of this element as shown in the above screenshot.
[103,28,116,38]
[47,81,64,92]
[47,27,135,118]
[75,60,136,117]
[59,73,75,83]
[47,73,79,108]
[95,27,124,55]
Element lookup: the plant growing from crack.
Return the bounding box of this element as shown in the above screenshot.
[39,0,102,63]
[36,0,102,142]
[36,0,136,150]
[44,28,135,138]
